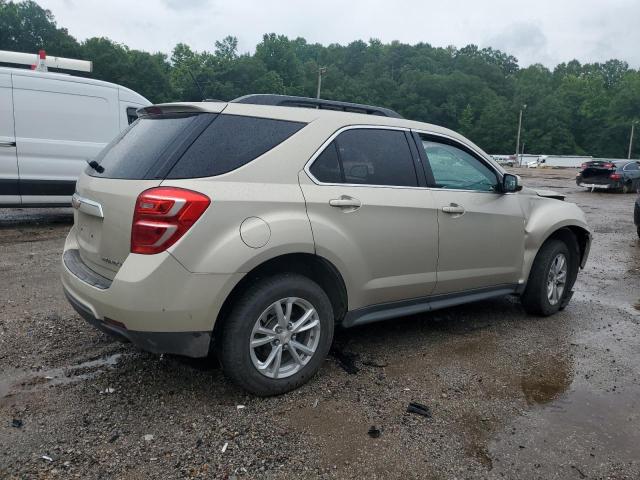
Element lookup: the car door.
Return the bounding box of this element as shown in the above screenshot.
[414,131,525,295]
[12,73,119,205]
[0,72,20,205]
[623,162,640,190]
[299,126,439,311]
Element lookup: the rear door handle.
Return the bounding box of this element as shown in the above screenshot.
[442,204,465,214]
[329,196,361,210]
[0,141,16,147]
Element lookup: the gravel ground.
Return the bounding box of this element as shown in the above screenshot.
[0,168,639,479]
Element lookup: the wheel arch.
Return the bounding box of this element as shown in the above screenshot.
[212,253,348,342]
[521,223,591,292]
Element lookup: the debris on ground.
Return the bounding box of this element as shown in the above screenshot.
[406,402,432,418]
[143,434,154,442]
[11,418,23,428]
[40,455,53,462]
[330,346,359,374]
[221,442,229,453]
[368,426,382,438]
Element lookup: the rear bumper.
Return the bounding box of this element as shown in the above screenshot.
[61,228,243,358]
[64,288,211,357]
[576,179,620,189]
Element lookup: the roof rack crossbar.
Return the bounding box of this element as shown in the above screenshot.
[230,94,403,119]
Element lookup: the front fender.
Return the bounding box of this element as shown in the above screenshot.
[520,196,590,285]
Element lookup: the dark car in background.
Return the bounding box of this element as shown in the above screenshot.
[635,194,640,238]
[576,160,640,193]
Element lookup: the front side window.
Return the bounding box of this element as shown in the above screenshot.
[419,136,498,192]
[309,128,418,187]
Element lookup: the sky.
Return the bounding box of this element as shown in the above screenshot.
[37,0,640,68]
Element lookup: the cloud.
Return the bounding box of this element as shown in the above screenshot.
[161,0,211,10]
[484,22,551,66]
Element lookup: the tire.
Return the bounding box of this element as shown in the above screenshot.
[637,226,640,239]
[217,273,334,396]
[622,182,633,194]
[521,239,578,316]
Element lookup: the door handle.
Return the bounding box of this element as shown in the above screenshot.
[0,141,16,147]
[442,204,465,214]
[329,196,361,210]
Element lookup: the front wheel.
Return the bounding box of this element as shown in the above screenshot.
[218,274,334,396]
[521,239,578,316]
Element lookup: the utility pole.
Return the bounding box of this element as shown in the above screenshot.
[316,66,327,99]
[515,104,527,166]
[628,120,637,159]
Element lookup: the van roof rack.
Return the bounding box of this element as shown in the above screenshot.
[230,94,403,119]
[0,49,92,72]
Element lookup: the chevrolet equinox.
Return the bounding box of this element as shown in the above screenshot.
[62,94,591,395]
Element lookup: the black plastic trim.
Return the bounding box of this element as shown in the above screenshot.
[0,178,20,196]
[342,285,518,328]
[63,249,113,290]
[231,94,403,118]
[20,179,76,196]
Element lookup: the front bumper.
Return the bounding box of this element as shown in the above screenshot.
[61,228,242,358]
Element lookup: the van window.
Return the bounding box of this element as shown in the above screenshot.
[166,115,305,179]
[126,107,138,125]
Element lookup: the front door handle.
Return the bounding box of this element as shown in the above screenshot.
[329,196,361,210]
[0,141,16,147]
[442,204,465,214]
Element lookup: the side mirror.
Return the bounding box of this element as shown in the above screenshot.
[502,173,522,193]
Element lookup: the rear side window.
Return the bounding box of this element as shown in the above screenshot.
[309,143,342,183]
[167,115,305,179]
[88,114,204,179]
[309,128,418,187]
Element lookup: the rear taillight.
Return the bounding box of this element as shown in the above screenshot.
[131,187,210,254]
[610,173,622,181]
[581,163,587,169]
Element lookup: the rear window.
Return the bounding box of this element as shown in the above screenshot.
[88,114,207,179]
[166,115,305,179]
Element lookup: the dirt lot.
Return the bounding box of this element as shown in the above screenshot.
[1,168,639,479]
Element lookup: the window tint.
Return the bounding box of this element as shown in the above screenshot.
[320,128,417,187]
[88,114,203,179]
[167,115,305,179]
[419,137,498,191]
[309,142,342,183]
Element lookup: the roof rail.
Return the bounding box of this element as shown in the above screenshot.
[230,94,403,119]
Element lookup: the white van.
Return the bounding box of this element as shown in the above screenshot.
[0,66,150,207]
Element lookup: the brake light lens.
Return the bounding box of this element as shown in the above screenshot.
[131,187,210,254]
[581,163,587,169]
[610,173,622,181]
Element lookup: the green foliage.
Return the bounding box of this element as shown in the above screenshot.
[1,0,639,157]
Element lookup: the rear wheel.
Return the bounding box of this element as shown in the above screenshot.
[622,181,633,194]
[521,239,578,316]
[218,274,334,396]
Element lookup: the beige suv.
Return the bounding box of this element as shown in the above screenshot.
[61,95,591,395]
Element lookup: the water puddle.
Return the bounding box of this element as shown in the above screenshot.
[0,353,124,399]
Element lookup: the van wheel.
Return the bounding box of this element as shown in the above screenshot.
[218,274,334,396]
[521,239,577,316]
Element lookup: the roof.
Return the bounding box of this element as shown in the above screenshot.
[0,66,149,104]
